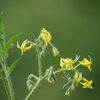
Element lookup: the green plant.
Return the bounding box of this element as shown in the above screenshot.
[0,13,93,100]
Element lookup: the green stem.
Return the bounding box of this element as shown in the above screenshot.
[25,79,42,100]
[28,74,39,80]
[0,67,11,100]
[25,64,79,100]
[25,38,43,100]
[36,46,42,78]
[74,63,81,69]
[26,41,36,46]
[54,68,63,74]
[3,56,15,100]
[25,40,81,100]
[49,42,54,48]
[6,76,15,100]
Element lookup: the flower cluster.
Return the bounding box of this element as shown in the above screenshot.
[17,28,93,98]
[61,55,93,96]
[17,28,59,57]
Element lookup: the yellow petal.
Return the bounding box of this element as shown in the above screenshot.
[83,85,88,88]
[74,72,78,79]
[80,82,86,86]
[21,39,27,48]
[83,58,89,64]
[24,44,32,50]
[88,55,92,64]
[21,49,25,56]
[76,80,79,86]
[17,41,21,49]
[87,65,91,71]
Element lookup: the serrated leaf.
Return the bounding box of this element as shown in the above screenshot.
[0,13,4,34]
[0,38,3,46]
[7,58,21,76]
[2,33,21,55]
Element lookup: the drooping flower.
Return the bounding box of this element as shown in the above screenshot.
[47,66,56,84]
[30,83,33,89]
[65,91,70,96]
[80,78,93,89]
[48,77,55,84]
[65,87,71,96]
[74,72,82,86]
[41,28,51,46]
[17,39,32,56]
[79,55,92,71]
[52,47,59,57]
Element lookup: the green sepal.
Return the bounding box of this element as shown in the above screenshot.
[47,66,57,83]
[40,44,46,58]
[62,79,73,89]
[27,79,35,90]
[2,33,21,55]
[62,83,69,89]
[7,57,21,76]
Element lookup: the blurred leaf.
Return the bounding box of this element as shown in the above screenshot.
[7,58,21,76]
[0,51,2,56]
[0,37,3,46]
[0,12,4,35]
[2,33,21,55]
[0,13,5,47]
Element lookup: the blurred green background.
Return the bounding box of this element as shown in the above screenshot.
[0,0,100,100]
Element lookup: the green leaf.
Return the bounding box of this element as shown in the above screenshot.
[0,12,4,35]
[0,13,5,47]
[2,33,21,55]
[7,58,21,76]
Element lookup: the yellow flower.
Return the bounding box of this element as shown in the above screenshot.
[80,78,93,89]
[52,47,59,57]
[60,58,64,67]
[61,55,80,68]
[74,72,82,86]
[17,39,32,56]
[41,28,51,46]
[60,58,67,74]
[79,56,92,71]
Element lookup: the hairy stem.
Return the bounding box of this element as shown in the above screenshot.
[25,79,42,100]
[0,67,11,100]
[36,46,42,78]
[3,56,15,100]
[28,74,39,80]
[25,40,81,100]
